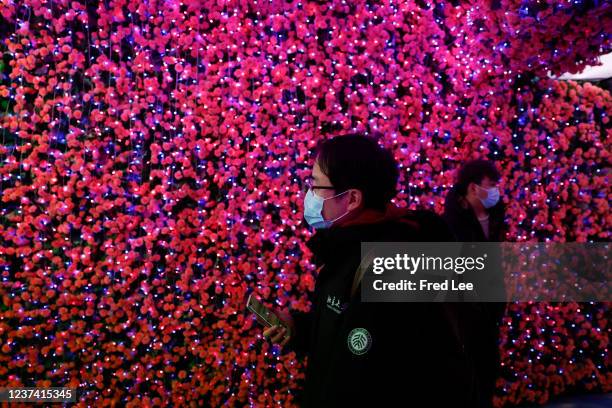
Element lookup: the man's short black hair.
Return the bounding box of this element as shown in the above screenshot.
[455,159,501,196]
[313,134,399,211]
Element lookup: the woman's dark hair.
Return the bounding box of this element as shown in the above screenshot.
[454,159,501,196]
[313,134,399,211]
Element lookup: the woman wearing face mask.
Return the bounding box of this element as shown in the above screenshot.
[263,135,478,407]
[443,159,505,242]
[443,159,508,408]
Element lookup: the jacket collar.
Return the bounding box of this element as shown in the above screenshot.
[305,203,419,265]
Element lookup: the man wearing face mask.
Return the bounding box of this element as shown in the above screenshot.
[263,135,479,407]
[443,159,508,408]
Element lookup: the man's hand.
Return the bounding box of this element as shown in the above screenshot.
[263,310,295,348]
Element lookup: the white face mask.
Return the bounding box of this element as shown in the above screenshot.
[476,184,500,208]
[303,188,350,229]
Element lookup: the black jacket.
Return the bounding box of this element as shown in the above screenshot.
[290,209,481,407]
[443,186,508,408]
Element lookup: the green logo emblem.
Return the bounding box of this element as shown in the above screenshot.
[347,328,372,355]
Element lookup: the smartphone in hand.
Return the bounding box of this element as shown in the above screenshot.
[246,294,290,335]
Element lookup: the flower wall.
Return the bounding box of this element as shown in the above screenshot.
[0,0,610,406]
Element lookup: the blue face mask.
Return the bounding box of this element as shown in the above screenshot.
[476,184,500,208]
[304,188,350,229]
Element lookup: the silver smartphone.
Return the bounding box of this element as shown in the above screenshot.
[246,294,289,335]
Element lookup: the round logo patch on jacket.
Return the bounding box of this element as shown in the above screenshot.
[347,328,372,355]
